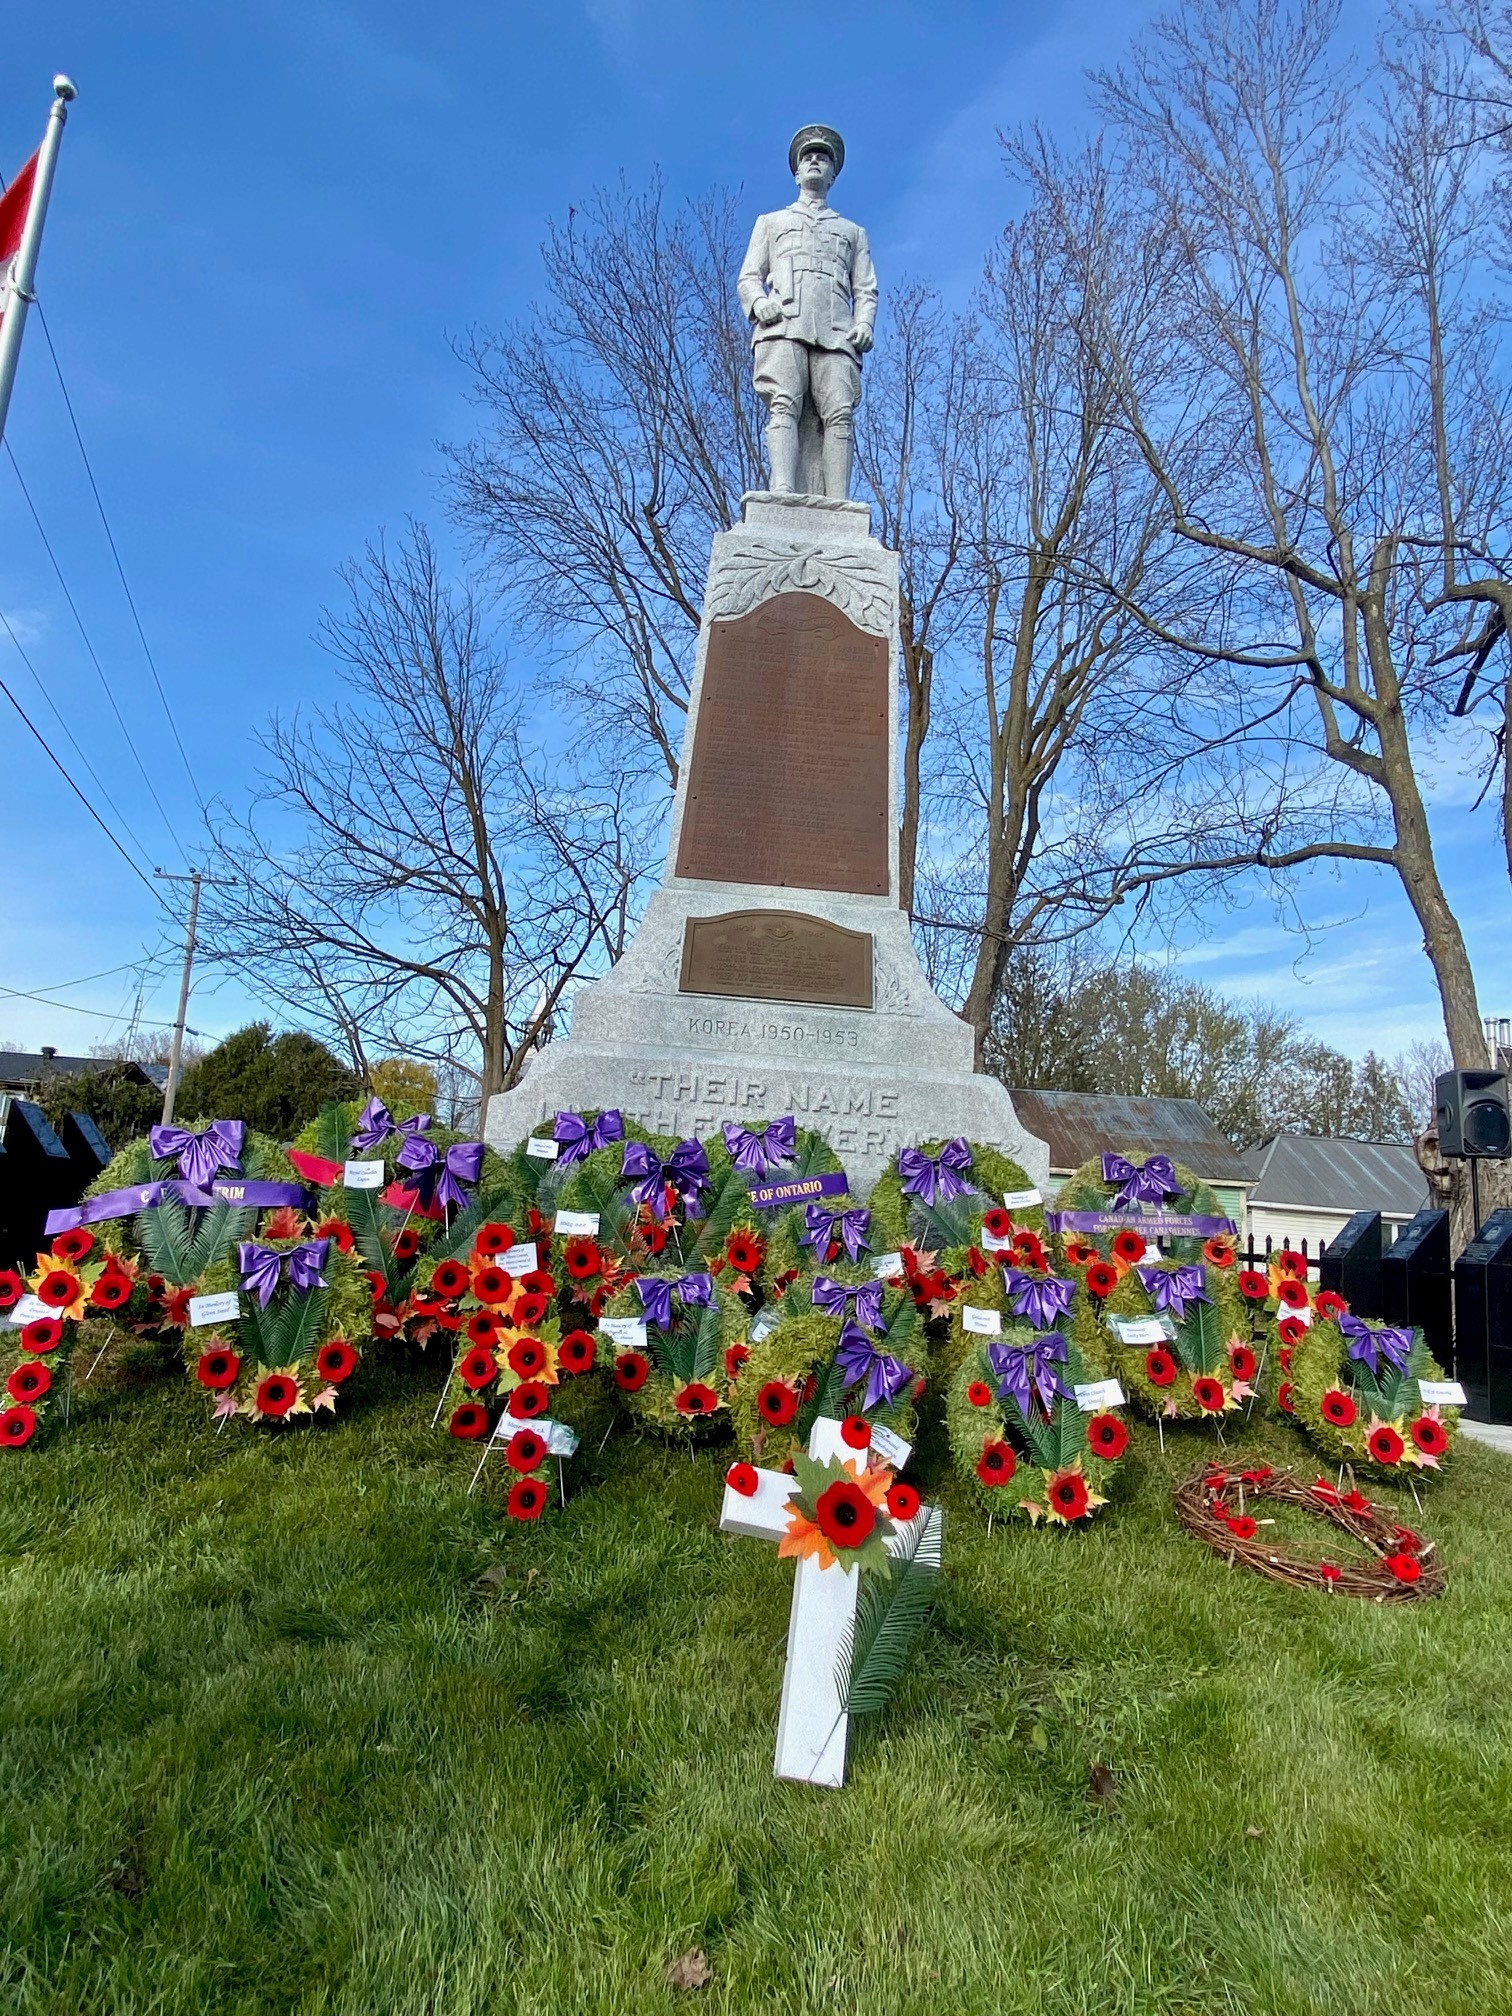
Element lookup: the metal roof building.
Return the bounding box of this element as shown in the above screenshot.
[1006,1088,1255,1224]
[1243,1134,1427,1225]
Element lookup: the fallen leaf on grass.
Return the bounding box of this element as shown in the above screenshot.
[1245,1825,1265,1839]
[666,1949,713,1991]
[476,1564,509,1593]
[1089,1762,1117,1803]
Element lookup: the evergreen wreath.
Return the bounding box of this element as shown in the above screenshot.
[1049,1151,1237,1267]
[868,1138,1045,1278]
[945,1323,1128,1525]
[600,1272,744,1439]
[1068,1246,1254,1423]
[1279,1314,1460,1479]
[1175,1461,1446,1598]
[0,1228,149,1450]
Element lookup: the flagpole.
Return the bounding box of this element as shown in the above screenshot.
[0,75,77,450]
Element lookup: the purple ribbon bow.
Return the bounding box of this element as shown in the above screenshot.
[554,1108,625,1166]
[1340,1313,1414,1378]
[635,1273,714,1330]
[988,1332,1070,1422]
[236,1238,330,1309]
[898,1137,974,1205]
[1136,1264,1210,1322]
[148,1119,245,1191]
[394,1135,485,1212]
[621,1138,710,1221]
[811,1276,885,1333]
[1004,1269,1076,1330]
[348,1098,434,1158]
[801,1205,871,1264]
[722,1115,797,1178]
[835,1319,915,1411]
[1101,1152,1180,1209]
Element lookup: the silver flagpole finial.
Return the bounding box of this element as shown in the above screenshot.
[53,76,77,102]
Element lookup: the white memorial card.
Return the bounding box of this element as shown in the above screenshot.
[962,1306,1002,1336]
[342,1159,385,1190]
[982,1230,1015,1253]
[869,1423,912,1468]
[1110,1315,1172,1346]
[1418,1379,1467,1408]
[751,1309,780,1341]
[525,1136,560,1160]
[871,1251,904,1279]
[1002,1188,1043,1210]
[1075,1379,1126,1412]
[499,1242,539,1275]
[599,1317,648,1351]
[10,1293,54,1326]
[553,1210,601,1237]
[188,1291,242,1328]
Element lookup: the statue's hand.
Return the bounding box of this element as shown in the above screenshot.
[752,294,784,327]
[849,325,874,354]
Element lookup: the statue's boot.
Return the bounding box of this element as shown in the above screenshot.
[766,411,800,493]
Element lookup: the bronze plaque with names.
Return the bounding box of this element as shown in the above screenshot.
[675,592,890,895]
[680,910,874,1009]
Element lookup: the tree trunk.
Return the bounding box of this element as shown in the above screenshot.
[896,616,930,916]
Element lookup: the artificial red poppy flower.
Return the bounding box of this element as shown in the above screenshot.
[254,1373,300,1419]
[1085,1262,1119,1299]
[1276,1382,1295,1414]
[757,1380,799,1426]
[1277,1316,1306,1347]
[814,1477,877,1549]
[966,1246,988,1278]
[1342,1488,1371,1513]
[967,1380,993,1408]
[1237,1270,1268,1301]
[1393,1525,1424,1552]
[1367,1424,1405,1466]
[561,1237,601,1283]
[1278,1345,1294,1371]
[675,1382,720,1416]
[514,1292,551,1328]
[6,1361,51,1403]
[508,1380,549,1419]
[1240,1465,1272,1485]
[1321,1388,1357,1427]
[557,1329,596,1375]
[1228,1344,1257,1381]
[1274,1249,1307,1280]
[840,1414,871,1449]
[641,1219,670,1256]
[1202,1238,1235,1269]
[1410,1414,1449,1456]
[50,1228,96,1262]
[1318,1561,1341,1582]
[727,1461,759,1497]
[724,1342,750,1380]
[0,1404,37,1448]
[473,1265,514,1305]
[1012,1235,1048,1272]
[35,1269,80,1309]
[465,1311,499,1347]
[1385,1551,1422,1583]
[1192,1376,1226,1413]
[1064,1239,1099,1266]
[506,1336,547,1379]
[21,1317,64,1354]
[89,1273,133,1311]
[459,1347,498,1392]
[1086,1413,1128,1460]
[886,1480,921,1521]
[507,1478,548,1520]
[614,1352,649,1392]
[392,1228,421,1262]
[316,1340,358,1385]
[982,1207,1013,1239]
[0,1269,23,1310]
[195,1348,240,1391]
[431,1259,471,1299]
[1225,1514,1257,1539]
[1112,1229,1147,1265]
[364,1270,388,1304]
[1145,1348,1177,1387]
[1314,1290,1347,1318]
[474,1223,517,1256]
[505,1427,547,1472]
[1047,1470,1091,1519]
[520,1268,555,1299]
[316,1218,356,1255]
[448,1402,489,1439]
[725,1233,763,1275]
[1275,1279,1308,1312]
[975,1441,1016,1486]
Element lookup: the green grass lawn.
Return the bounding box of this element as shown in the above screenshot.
[3,1348,1511,2016]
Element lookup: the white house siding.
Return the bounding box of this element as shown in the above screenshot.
[1247,1202,1417,1257]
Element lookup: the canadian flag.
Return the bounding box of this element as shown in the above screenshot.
[0,150,39,326]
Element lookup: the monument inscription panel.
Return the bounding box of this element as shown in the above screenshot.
[680,908,873,1009]
[675,591,889,896]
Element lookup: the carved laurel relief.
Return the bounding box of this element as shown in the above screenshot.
[703,539,894,637]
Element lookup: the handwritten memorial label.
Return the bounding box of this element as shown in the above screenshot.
[1075,1378,1126,1411]
[554,1210,601,1237]
[747,1170,850,1211]
[751,1308,781,1341]
[1109,1314,1173,1346]
[870,1251,903,1280]
[1418,1378,1467,1408]
[342,1159,385,1190]
[525,1136,560,1160]
[599,1317,648,1351]
[499,1242,539,1275]
[982,1229,1015,1253]
[9,1294,53,1326]
[962,1306,1003,1336]
[869,1423,911,1467]
[493,1413,580,1455]
[1002,1188,1043,1210]
[188,1291,242,1328]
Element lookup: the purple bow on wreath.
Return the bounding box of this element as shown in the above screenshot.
[988,1332,1070,1422]
[636,1272,714,1330]
[348,1098,434,1159]
[1003,1268,1076,1331]
[148,1119,246,1191]
[800,1205,871,1264]
[722,1115,797,1178]
[1101,1152,1180,1209]
[898,1138,974,1206]
[835,1319,914,1410]
[812,1275,885,1333]
[1339,1313,1413,1378]
[237,1238,330,1309]
[621,1138,709,1220]
[1136,1263,1210,1322]
[396,1135,485,1212]
[554,1108,624,1166]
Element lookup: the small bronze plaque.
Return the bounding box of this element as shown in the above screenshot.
[675,591,890,896]
[680,910,874,1010]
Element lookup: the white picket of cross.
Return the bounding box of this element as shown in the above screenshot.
[719,1416,942,1790]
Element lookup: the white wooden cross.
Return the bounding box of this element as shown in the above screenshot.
[719,1416,942,1789]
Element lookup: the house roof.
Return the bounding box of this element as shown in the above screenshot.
[1245,1135,1429,1217]
[0,1051,158,1088]
[1005,1088,1255,1183]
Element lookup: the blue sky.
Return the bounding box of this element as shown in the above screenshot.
[0,0,1501,1066]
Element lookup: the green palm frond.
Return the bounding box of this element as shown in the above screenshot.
[796,1352,850,1443]
[680,1162,755,1266]
[906,1191,977,1253]
[312,1102,351,1165]
[423,1187,518,1265]
[136,1198,196,1284]
[344,1190,394,1294]
[279,1285,329,1366]
[1018,1398,1082,1471]
[837,1510,943,1718]
[561,1160,638,1264]
[788,1130,842,1178]
[1174,1296,1222,1375]
[880,1293,919,1361]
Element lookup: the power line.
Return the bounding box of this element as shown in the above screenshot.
[0,981,214,1035]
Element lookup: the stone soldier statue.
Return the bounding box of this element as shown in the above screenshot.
[737,125,878,500]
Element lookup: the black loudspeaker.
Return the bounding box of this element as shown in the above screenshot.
[0,1100,72,1267]
[1435,1069,1512,1158]
[1381,1209,1452,1368]
[1318,1210,1383,1317]
[1453,1206,1512,1422]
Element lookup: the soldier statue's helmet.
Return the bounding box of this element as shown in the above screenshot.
[788,125,844,176]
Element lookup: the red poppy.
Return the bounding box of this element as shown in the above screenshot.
[886,1480,921,1521]
[1318,1561,1342,1582]
[1225,1514,1257,1539]
[727,1461,759,1497]
[50,1228,96,1262]
[254,1373,300,1419]
[641,1220,670,1256]
[1047,1470,1091,1519]
[21,1317,64,1354]
[1320,1388,1356,1427]
[561,1237,601,1282]
[1011,1235,1047,1272]
[1277,1316,1306,1347]
[88,1273,133,1311]
[1367,1424,1404,1466]
[724,1342,750,1380]
[514,1292,551,1328]
[362,1269,387,1304]
[814,1477,877,1549]
[1278,1345,1294,1370]
[316,1340,358,1385]
[757,1380,799,1426]
[194,1347,240,1391]
[6,1361,51,1403]
[505,1427,547,1472]
[1276,1382,1295,1414]
[507,1478,547,1520]
[1112,1229,1147,1265]
[507,1381,549,1419]
[982,1207,1013,1239]
[614,1352,649,1392]
[1274,1249,1307,1280]
[473,1265,514,1305]
[1145,1348,1177,1387]
[506,1336,547,1379]
[1237,1270,1269,1301]
[725,1232,763,1275]
[1410,1415,1448,1456]
[1314,1290,1347,1318]
[1393,1525,1424,1553]
[840,1415,871,1450]
[1385,1551,1422,1583]
[35,1268,80,1309]
[464,1310,500,1347]
[474,1223,517,1256]
[967,1380,993,1408]
[317,1218,356,1255]
[448,1402,489,1439]
[1192,1376,1226,1414]
[1064,1239,1099,1266]
[0,1270,23,1310]
[431,1259,470,1299]
[1086,1413,1128,1459]
[1202,1238,1235,1269]
[1342,1488,1371,1513]
[459,1347,498,1392]
[520,1268,555,1299]
[1226,1345,1256,1382]
[975,1441,1016,1486]
[0,1404,37,1448]
[393,1228,421,1262]
[1276,1278,1308,1310]
[967,1247,988,1277]
[557,1329,596,1375]
[1085,1262,1119,1300]
[674,1382,720,1416]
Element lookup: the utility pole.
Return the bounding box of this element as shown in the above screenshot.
[155,867,235,1124]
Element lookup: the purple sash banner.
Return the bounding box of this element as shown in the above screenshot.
[1045,1208,1236,1237]
[44,1177,309,1237]
[748,1169,850,1211]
